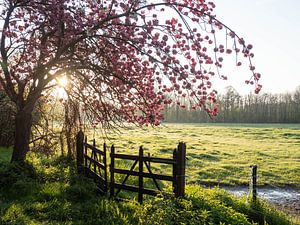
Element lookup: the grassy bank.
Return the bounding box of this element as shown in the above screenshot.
[0,149,293,225]
[86,123,300,187]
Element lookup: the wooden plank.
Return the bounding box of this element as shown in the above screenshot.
[114,168,174,182]
[84,155,105,170]
[114,153,138,161]
[143,156,176,165]
[138,146,143,203]
[103,143,108,192]
[114,183,159,196]
[93,139,96,175]
[110,145,115,198]
[84,143,105,156]
[114,154,175,165]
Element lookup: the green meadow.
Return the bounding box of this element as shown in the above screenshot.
[0,150,294,225]
[1,123,299,224]
[87,123,300,188]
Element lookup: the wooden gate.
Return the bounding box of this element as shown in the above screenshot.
[110,143,186,203]
[76,130,186,202]
[76,130,108,193]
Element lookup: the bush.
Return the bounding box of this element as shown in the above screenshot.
[0,161,38,200]
[0,161,37,190]
[140,191,252,225]
[138,186,293,225]
[0,203,31,225]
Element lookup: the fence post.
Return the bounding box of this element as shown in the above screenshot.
[84,136,87,173]
[93,139,96,174]
[138,146,144,203]
[110,145,115,198]
[103,143,108,192]
[250,165,257,202]
[148,152,151,168]
[176,142,186,198]
[76,130,84,174]
[172,148,177,195]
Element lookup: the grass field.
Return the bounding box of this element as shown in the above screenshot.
[0,123,298,224]
[0,149,293,224]
[86,123,300,188]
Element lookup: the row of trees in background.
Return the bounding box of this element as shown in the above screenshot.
[164,86,300,123]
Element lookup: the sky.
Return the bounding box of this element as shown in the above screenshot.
[1,1,299,95]
[211,0,300,94]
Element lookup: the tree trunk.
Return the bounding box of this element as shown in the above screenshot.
[11,110,33,163]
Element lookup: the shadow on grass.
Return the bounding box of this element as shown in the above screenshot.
[188,152,220,161]
[0,155,140,225]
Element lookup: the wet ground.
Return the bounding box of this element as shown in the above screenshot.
[223,186,300,217]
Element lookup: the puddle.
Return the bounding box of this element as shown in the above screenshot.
[223,186,299,202]
[222,186,300,216]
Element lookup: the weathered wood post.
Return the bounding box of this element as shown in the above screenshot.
[175,142,186,198]
[138,146,144,203]
[84,136,88,175]
[172,148,177,195]
[103,143,108,192]
[148,152,151,168]
[93,139,96,174]
[110,145,115,198]
[76,130,84,174]
[250,165,257,202]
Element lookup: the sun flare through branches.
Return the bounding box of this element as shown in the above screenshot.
[54,75,69,101]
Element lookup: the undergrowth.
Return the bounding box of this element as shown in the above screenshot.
[0,152,295,225]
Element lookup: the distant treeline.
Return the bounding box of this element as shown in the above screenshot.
[164,86,300,123]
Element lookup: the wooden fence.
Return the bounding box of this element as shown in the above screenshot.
[76,130,108,193]
[76,130,186,203]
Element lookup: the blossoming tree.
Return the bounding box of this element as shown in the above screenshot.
[0,0,261,162]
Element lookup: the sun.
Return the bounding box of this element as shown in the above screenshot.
[54,76,69,100]
[57,75,68,88]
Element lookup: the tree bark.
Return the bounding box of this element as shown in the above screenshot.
[11,110,33,163]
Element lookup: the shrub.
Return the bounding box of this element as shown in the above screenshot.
[139,192,252,225]
[0,203,31,225]
[0,161,37,192]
